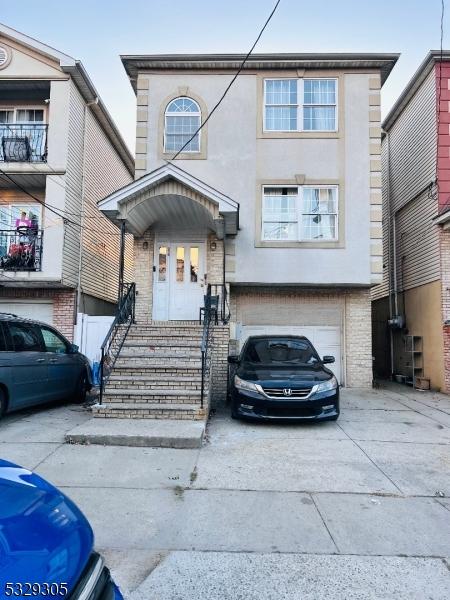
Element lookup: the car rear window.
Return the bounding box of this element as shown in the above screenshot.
[242,338,320,366]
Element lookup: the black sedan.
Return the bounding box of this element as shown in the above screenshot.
[228,335,339,422]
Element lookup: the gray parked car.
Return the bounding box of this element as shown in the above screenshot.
[0,313,92,418]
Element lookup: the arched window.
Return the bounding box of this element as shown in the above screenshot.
[164,97,201,153]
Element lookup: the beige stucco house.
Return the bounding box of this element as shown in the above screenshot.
[0,24,133,339]
[96,52,398,420]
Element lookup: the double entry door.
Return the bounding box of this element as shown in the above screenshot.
[152,241,206,321]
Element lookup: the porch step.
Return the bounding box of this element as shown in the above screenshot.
[114,361,203,372]
[95,321,211,422]
[107,374,202,390]
[93,402,206,420]
[123,340,200,349]
[65,418,205,448]
[102,388,202,404]
[118,351,201,360]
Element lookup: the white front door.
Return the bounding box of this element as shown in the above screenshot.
[153,241,206,321]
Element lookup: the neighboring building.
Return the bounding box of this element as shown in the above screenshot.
[372,51,450,392]
[0,23,133,339]
[97,52,398,420]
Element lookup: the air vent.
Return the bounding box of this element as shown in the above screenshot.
[0,46,10,69]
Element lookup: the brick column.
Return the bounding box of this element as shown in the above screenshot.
[211,324,230,404]
[133,229,154,322]
[345,289,373,388]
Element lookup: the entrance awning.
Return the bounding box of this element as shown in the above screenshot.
[98,163,239,238]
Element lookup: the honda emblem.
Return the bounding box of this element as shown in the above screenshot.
[283,388,292,396]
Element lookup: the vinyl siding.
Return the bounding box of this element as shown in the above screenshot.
[396,188,440,290]
[61,80,84,288]
[80,108,133,304]
[372,67,438,301]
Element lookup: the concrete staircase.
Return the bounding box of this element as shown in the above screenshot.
[93,322,208,421]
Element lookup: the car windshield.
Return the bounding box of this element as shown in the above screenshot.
[242,338,320,366]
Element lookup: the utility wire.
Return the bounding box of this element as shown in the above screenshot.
[0,169,126,237]
[0,167,79,226]
[167,0,282,161]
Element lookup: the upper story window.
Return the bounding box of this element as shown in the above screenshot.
[264,79,337,132]
[262,185,338,242]
[0,109,45,124]
[0,108,47,163]
[164,97,201,153]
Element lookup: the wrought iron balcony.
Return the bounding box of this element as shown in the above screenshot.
[0,229,43,271]
[0,124,48,163]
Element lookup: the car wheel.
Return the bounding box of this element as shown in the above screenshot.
[0,388,6,418]
[73,373,88,404]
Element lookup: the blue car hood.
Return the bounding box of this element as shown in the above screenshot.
[0,459,93,592]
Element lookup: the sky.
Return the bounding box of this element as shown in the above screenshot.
[1,0,447,153]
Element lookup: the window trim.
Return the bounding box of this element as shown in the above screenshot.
[261,184,339,243]
[263,78,338,133]
[163,96,201,154]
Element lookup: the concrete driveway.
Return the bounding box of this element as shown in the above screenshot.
[1,384,450,599]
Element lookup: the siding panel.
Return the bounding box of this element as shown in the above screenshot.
[61,81,84,288]
[81,109,133,304]
[372,68,438,301]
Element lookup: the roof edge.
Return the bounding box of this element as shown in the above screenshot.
[62,62,134,175]
[121,52,400,92]
[382,50,450,131]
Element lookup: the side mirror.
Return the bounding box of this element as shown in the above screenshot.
[228,354,240,364]
[69,343,79,354]
[322,355,335,364]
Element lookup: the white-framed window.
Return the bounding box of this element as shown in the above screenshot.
[262,185,338,242]
[164,97,201,153]
[0,203,42,257]
[0,108,45,124]
[263,79,337,132]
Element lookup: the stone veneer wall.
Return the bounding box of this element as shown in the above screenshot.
[0,288,77,341]
[210,323,230,406]
[133,230,155,322]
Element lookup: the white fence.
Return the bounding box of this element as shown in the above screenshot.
[74,313,114,365]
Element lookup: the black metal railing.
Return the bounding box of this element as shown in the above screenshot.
[0,229,43,271]
[0,124,48,162]
[200,286,216,409]
[99,282,136,404]
[209,283,230,323]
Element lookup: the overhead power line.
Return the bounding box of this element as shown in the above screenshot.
[168,0,282,161]
[0,169,125,237]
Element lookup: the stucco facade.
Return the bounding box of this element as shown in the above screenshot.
[100,53,398,390]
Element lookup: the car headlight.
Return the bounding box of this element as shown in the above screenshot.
[234,375,259,393]
[315,376,338,393]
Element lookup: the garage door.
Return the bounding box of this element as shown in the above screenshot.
[0,300,54,325]
[239,325,342,383]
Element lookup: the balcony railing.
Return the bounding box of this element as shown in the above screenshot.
[0,124,48,163]
[0,229,43,272]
